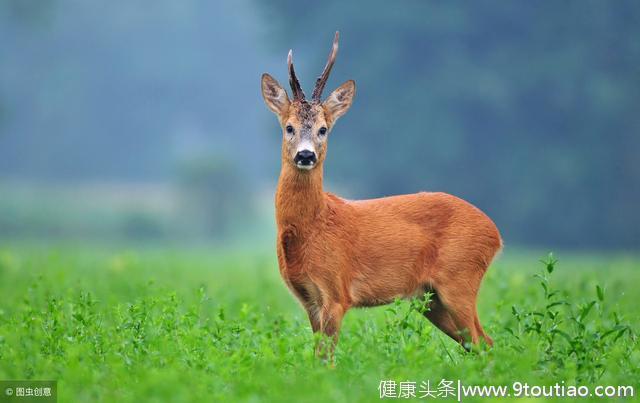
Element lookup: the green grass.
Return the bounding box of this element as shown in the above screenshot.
[0,244,638,402]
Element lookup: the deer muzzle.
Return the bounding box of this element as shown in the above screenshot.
[294,149,317,169]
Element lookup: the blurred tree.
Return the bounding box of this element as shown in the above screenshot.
[175,155,252,240]
[0,0,638,248]
[1,0,56,27]
[256,0,640,249]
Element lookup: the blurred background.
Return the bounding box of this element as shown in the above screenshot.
[0,0,638,250]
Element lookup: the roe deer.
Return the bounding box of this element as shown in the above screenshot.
[260,32,502,358]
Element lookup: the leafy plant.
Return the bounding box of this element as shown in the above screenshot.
[509,253,635,382]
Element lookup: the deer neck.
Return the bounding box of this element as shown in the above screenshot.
[275,164,326,231]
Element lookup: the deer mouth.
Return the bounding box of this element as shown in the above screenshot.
[296,160,315,170]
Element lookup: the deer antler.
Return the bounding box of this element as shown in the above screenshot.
[311,31,339,102]
[288,50,305,101]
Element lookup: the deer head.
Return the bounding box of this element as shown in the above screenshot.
[261,32,355,171]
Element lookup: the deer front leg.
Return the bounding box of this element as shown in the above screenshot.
[315,302,346,363]
[304,303,321,333]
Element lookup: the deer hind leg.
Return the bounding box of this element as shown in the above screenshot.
[423,292,466,345]
[443,295,481,348]
[474,311,493,346]
[427,273,489,349]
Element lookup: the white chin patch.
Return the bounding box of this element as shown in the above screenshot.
[296,162,315,170]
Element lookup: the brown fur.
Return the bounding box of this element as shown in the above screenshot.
[261,40,502,358]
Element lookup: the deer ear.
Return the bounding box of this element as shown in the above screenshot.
[323,80,355,124]
[261,73,290,118]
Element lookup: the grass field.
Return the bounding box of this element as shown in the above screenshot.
[0,243,638,402]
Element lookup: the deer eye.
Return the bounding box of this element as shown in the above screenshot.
[286,125,294,134]
[318,127,327,136]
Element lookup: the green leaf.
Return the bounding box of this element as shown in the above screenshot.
[551,329,573,343]
[539,252,557,273]
[578,301,596,322]
[613,327,629,342]
[546,301,565,310]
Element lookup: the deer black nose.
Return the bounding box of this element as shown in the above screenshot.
[294,150,317,165]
